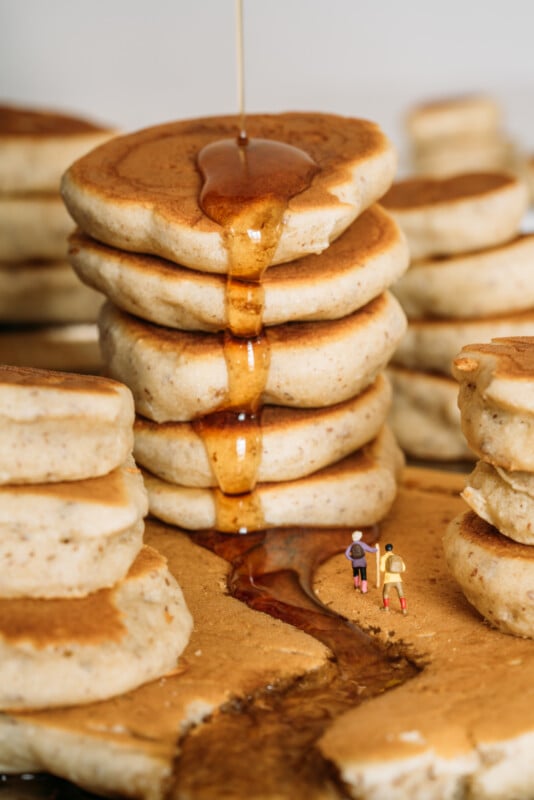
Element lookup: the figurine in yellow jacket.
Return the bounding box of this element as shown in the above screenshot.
[380,543,407,615]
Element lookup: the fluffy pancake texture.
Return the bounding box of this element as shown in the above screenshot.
[0,104,115,193]
[393,309,534,377]
[0,545,192,710]
[382,172,529,260]
[100,293,406,422]
[142,426,403,532]
[388,366,473,461]
[0,365,134,484]
[69,204,409,330]
[462,461,534,545]
[392,234,534,320]
[406,95,503,144]
[0,459,148,597]
[61,112,397,272]
[444,510,534,638]
[134,374,391,486]
[453,337,534,469]
[0,194,74,261]
[0,259,103,323]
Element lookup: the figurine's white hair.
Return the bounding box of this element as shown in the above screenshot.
[351,530,363,542]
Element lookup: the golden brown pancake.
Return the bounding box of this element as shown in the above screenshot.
[69,204,409,330]
[0,545,192,710]
[61,112,397,272]
[0,103,115,193]
[0,322,101,373]
[382,172,528,260]
[99,293,406,422]
[406,94,502,144]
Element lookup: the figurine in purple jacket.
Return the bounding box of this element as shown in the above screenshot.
[344,530,378,594]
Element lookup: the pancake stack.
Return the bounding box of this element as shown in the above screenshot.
[382,171,531,461]
[444,337,534,638]
[62,112,410,533]
[0,104,113,372]
[0,365,192,710]
[405,94,518,178]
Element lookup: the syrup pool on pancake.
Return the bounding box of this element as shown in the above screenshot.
[194,125,319,530]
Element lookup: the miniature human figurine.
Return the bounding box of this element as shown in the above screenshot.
[344,530,379,594]
[380,543,407,614]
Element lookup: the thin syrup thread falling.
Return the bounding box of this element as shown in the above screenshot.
[235,0,247,145]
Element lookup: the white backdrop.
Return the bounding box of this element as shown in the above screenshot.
[1,0,534,161]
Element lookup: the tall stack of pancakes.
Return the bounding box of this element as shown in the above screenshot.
[445,337,534,638]
[62,112,410,533]
[0,104,113,372]
[0,365,192,710]
[382,171,532,461]
[405,94,518,178]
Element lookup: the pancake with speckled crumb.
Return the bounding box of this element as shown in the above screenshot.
[0,258,103,323]
[393,308,534,377]
[142,426,403,532]
[61,112,397,273]
[99,293,406,423]
[453,337,534,470]
[462,460,534,545]
[134,374,391,486]
[0,365,133,484]
[444,510,534,638]
[0,544,192,710]
[0,104,116,193]
[392,234,534,320]
[382,172,528,261]
[68,204,409,330]
[0,457,148,598]
[388,365,473,461]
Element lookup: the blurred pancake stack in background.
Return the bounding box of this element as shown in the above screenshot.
[0,105,114,372]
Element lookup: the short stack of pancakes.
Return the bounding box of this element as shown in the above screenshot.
[382,171,532,461]
[405,94,518,178]
[61,112,410,532]
[0,104,113,372]
[444,337,534,637]
[0,365,192,711]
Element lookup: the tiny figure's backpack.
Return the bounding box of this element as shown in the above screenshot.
[350,542,364,559]
[386,553,404,573]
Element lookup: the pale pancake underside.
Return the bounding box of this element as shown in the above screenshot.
[69,204,408,330]
[99,293,406,423]
[143,426,404,532]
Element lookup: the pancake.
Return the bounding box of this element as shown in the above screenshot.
[411,134,517,178]
[0,545,192,710]
[0,104,115,193]
[0,520,328,798]
[134,374,391,487]
[142,426,404,532]
[100,292,406,423]
[0,194,74,261]
[388,366,473,461]
[0,258,103,323]
[68,204,409,330]
[393,308,534,376]
[0,365,134,484]
[452,337,534,470]
[406,94,502,144]
[444,510,534,638]
[392,234,534,320]
[61,112,397,273]
[462,461,534,545]
[0,322,101,373]
[382,172,529,260]
[0,458,148,597]
[316,467,534,800]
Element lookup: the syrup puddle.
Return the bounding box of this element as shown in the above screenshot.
[2,529,419,799]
